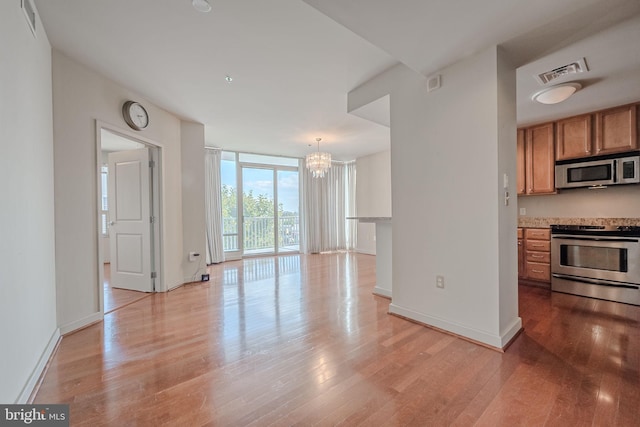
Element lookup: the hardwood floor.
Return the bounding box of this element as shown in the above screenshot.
[35,253,640,426]
[103,263,150,314]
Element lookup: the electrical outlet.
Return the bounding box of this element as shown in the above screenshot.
[436,275,445,289]
[519,207,526,216]
[188,251,200,262]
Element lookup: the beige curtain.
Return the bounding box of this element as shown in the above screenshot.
[301,161,356,253]
[204,148,225,264]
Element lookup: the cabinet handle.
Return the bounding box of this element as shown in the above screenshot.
[531,254,543,258]
[532,269,544,273]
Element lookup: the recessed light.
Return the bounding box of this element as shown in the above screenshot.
[532,82,582,105]
[192,0,212,13]
[225,75,233,83]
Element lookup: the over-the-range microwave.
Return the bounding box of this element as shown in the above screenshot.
[555,152,640,189]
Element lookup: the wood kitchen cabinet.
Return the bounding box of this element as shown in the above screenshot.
[556,114,593,160]
[517,123,556,195]
[517,228,525,279]
[519,228,551,285]
[595,104,638,155]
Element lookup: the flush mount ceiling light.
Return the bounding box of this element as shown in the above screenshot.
[532,82,582,105]
[192,0,212,13]
[306,138,332,178]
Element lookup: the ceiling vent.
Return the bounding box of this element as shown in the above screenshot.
[535,58,588,85]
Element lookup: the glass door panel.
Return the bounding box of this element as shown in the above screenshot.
[242,167,275,255]
[221,153,240,256]
[277,170,299,253]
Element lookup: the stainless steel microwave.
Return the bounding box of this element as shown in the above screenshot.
[555,153,640,189]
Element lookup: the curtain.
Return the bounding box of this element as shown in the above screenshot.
[301,160,356,253]
[204,148,225,264]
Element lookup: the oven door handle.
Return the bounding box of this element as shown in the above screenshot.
[552,273,640,290]
[552,235,639,243]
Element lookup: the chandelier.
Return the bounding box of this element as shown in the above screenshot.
[305,137,332,178]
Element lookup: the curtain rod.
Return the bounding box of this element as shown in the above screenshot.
[205,146,356,164]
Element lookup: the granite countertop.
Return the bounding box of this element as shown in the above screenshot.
[518,217,640,228]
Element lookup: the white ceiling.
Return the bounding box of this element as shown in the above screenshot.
[36,0,640,160]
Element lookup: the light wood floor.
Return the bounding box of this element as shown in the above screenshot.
[35,253,640,426]
[103,263,150,314]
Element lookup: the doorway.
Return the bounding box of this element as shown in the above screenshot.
[220,152,300,259]
[240,165,299,256]
[98,126,162,313]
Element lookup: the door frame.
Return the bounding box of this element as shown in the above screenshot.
[96,121,163,314]
[239,162,299,257]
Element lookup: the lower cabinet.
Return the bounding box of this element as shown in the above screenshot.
[518,227,551,285]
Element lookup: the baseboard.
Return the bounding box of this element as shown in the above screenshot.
[373,286,392,299]
[355,248,376,256]
[16,328,61,404]
[500,317,523,348]
[59,312,103,336]
[389,303,520,350]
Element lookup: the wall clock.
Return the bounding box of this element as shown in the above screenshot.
[122,101,149,131]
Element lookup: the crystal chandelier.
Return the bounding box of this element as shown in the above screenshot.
[305,137,331,178]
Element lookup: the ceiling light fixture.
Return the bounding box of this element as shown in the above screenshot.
[306,138,332,178]
[192,0,212,13]
[225,75,233,83]
[532,82,582,105]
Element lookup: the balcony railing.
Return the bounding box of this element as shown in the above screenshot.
[222,215,299,253]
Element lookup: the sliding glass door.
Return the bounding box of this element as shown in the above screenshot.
[242,167,276,255]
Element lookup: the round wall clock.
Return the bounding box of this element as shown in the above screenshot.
[122,101,149,131]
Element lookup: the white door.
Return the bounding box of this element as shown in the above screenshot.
[108,148,154,292]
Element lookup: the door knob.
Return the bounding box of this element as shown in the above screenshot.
[109,221,116,226]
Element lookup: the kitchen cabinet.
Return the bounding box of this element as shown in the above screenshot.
[517,228,525,279]
[556,114,593,160]
[519,228,551,285]
[517,123,556,195]
[595,104,638,155]
[517,130,526,194]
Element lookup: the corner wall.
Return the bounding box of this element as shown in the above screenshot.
[180,122,208,283]
[349,47,521,348]
[355,150,392,254]
[52,51,187,331]
[0,2,58,402]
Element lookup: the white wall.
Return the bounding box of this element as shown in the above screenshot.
[51,51,190,331]
[180,122,208,283]
[348,47,521,348]
[0,2,58,403]
[518,184,640,218]
[355,150,392,254]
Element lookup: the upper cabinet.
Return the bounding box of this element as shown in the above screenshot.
[595,104,638,155]
[517,129,526,194]
[556,114,592,160]
[518,123,556,195]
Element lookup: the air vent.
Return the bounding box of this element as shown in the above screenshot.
[535,58,588,85]
[21,0,37,36]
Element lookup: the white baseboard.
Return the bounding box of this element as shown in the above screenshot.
[500,317,523,347]
[373,286,392,298]
[59,312,103,336]
[355,248,376,255]
[16,328,61,404]
[389,303,521,349]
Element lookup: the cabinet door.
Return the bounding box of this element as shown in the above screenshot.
[517,129,526,195]
[556,114,592,160]
[595,104,638,155]
[526,123,556,194]
[518,238,525,279]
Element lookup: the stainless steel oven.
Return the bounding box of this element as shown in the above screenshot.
[551,225,640,306]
